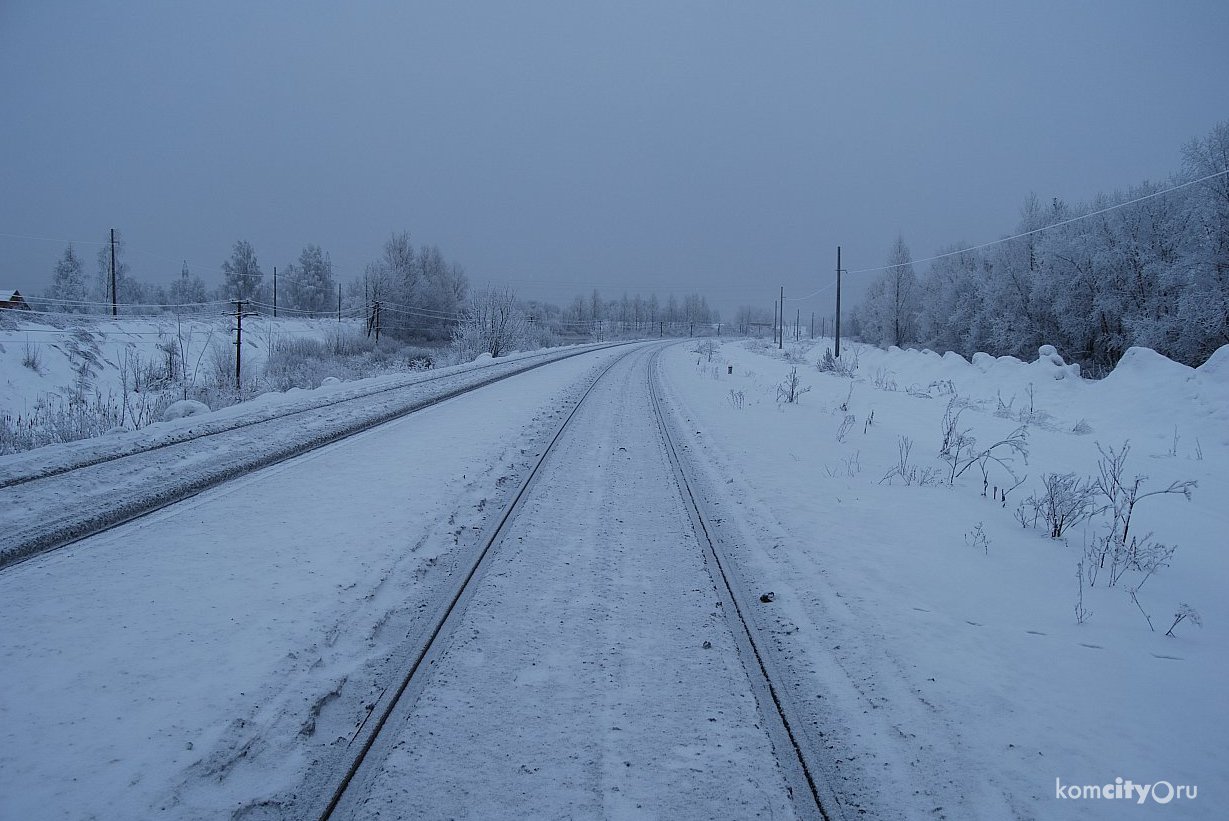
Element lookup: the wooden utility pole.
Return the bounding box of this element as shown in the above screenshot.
[810,311,814,339]
[337,284,342,322]
[795,309,800,342]
[778,286,784,350]
[272,267,278,317]
[835,246,843,358]
[232,300,246,389]
[109,228,117,317]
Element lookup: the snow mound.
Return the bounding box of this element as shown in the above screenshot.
[1032,344,1080,380]
[161,400,210,421]
[941,351,968,366]
[1104,346,1194,387]
[971,352,995,372]
[474,352,494,362]
[320,376,341,387]
[1196,344,1229,383]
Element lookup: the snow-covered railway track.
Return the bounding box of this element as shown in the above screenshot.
[646,348,847,821]
[311,344,639,820]
[307,343,840,820]
[0,342,633,570]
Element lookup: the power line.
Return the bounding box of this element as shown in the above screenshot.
[846,168,1229,278]
[0,231,110,247]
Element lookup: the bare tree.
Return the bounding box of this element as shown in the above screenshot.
[452,286,530,359]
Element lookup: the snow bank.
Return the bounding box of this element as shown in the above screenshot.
[161,399,210,421]
[1194,344,1229,382]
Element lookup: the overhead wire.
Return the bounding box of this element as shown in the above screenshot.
[844,168,1229,278]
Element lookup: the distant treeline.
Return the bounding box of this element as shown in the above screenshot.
[33,230,728,344]
[852,121,1229,372]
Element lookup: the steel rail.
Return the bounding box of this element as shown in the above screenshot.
[314,344,646,821]
[646,346,848,821]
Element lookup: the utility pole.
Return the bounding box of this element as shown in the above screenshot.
[835,246,844,358]
[338,284,342,322]
[109,228,117,317]
[810,311,814,339]
[795,309,800,342]
[778,286,784,350]
[232,299,248,390]
[273,267,278,317]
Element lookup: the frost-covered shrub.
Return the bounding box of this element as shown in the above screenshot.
[817,346,858,377]
[1,392,128,454]
[693,340,719,362]
[776,367,810,404]
[1033,472,1099,539]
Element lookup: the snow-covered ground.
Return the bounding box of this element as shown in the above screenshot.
[0,314,442,455]
[1,315,355,409]
[1,333,1224,819]
[657,338,1227,819]
[0,345,632,819]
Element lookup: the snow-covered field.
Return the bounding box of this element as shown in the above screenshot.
[1,315,356,405]
[658,338,1227,818]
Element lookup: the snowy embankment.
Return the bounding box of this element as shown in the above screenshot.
[659,338,1226,819]
[1,315,343,408]
[0,314,441,454]
[0,340,629,568]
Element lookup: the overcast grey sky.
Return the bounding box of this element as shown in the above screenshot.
[2,1,1227,319]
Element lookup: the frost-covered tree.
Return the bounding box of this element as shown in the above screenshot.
[858,236,920,347]
[286,244,335,314]
[222,240,262,301]
[452,286,529,359]
[565,294,589,325]
[977,195,1064,357]
[1174,121,1229,361]
[93,230,136,308]
[360,233,468,339]
[590,289,605,323]
[46,244,89,310]
[917,245,989,357]
[168,261,209,309]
